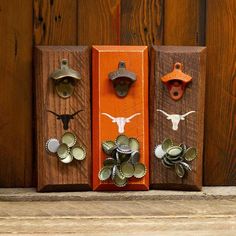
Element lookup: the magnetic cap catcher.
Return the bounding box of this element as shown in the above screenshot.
[161,62,192,101]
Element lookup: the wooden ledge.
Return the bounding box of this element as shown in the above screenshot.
[0,187,236,201]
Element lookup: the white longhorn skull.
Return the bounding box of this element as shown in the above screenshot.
[101,113,141,133]
[157,109,195,131]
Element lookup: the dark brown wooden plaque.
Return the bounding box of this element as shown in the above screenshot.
[150,46,206,190]
[35,46,91,192]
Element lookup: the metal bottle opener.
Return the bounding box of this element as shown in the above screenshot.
[108,61,136,97]
[161,62,192,101]
[49,59,81,98]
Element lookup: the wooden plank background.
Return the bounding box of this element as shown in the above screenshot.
[0,0,234,187]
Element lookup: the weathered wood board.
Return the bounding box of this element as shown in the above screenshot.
[150,46,206,190]
[204,0,236,185]
[92,46,149,191]
[35,46,91,192]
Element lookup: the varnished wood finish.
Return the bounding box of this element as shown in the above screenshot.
[92,46,149,191]
[35,46,91,192]
[0,0,33,187]
[204,0,236,185]
[77,0,120,45]
[164,0,205,46]
[150,46,206,190]
[34,0,77,45]
[120,0,163,45]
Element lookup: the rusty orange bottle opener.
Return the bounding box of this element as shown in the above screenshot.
[161,62,192,101]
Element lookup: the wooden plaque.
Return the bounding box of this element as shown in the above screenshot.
[150,46,206,190]
[92,46,149,191]
[35,46,91,192]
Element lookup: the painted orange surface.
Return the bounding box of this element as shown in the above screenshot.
[92,46,149,191]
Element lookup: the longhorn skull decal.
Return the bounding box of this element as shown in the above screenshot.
[157,109,195,131]
[47,110,83,130]
[101,113,141,133]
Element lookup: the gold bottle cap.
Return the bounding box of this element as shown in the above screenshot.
[115,134,129,146]
[129,138,140,151]
[103,157,116,167]
[57,143,70,159]
[46,138,60,153]
[162,138,173,152]
[167,146,183,156]
[61,132,77,147]
[71,145,86,161]
[120,162,134,178]
[175,163,185,178]
[116,167,126,180]
[113,175,127,187]
[130,151,140,164]
[133,163,147,179]
[102,141,116,155]
[60,154,73,164]
[98,166,112,181]
[183,147,197,161]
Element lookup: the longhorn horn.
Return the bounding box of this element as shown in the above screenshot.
[101,113,116,120]
[181,111,196,118]
[157,109,170,117]
[71,109,83,118]
[126,113,141,122]
[47,110,60,118]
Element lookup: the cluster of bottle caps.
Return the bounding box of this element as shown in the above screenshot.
[154,138,197,178]
[98,134,147,187]
[46,132,86,164]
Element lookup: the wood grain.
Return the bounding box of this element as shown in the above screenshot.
[1,199,236,235]
[77,0,120,45]
[0,0,33,187]
[92,46,149,191]
[164,0,205,46]
[35,46,91,192]
[204,0,236,185]
[150,46,206,190]
[34,0,77,45]
[120,0,163,45]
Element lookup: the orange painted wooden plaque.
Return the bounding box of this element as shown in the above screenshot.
[35,46,91,192]
[92,46,149,191]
